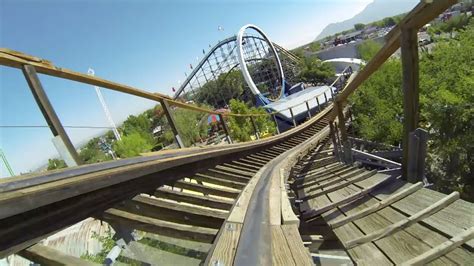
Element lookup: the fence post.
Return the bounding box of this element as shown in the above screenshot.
[316,97,322,112]
[334,122,344,160]
[407,128,428,183]
[159,99,184,148]
[400,24,420,180]
[289,107,296,127]
[305,101,312,119]
[250,116,260,139]
[22,65,83,166]
[329,122,340,160]
[219,114,232,144]
[272,114,280,134]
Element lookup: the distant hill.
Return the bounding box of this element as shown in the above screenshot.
[315,0,418,40]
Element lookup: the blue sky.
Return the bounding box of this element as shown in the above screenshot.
[0,0,373,176]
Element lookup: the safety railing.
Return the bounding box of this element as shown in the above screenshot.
[0,47,349,173]
[326,0,456,181]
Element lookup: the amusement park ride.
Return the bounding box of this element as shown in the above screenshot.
[174,24,363,131]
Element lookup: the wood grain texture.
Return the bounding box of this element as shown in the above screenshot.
[271,226,296,266]
[207,222,242,266]
[401,227,474,266]
[103,208,217,243]
[18,244,98,266]
[281,224,313,266]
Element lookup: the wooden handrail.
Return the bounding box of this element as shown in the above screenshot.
[0,48,342,118]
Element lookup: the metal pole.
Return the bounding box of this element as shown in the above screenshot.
[22,65,83,166]
[324,93,328,106]
[219,114,232,144]
[250,116,260,139]
[289,108,296,127]
[0,149,15,177]
[272,114,280,134]
[159,99,184,148]
[305,101,312,119]
[316,97,322,112]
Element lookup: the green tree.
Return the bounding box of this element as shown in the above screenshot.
[173,108,209,146]
[296,57,335,85]
[113,132,154,158]
[79,137,111,163]
[196,70,245,107]
[350,21,474,201]
[383,17,396,27]
[357,39,382,61]
[354,23,365,31]
[419,22,474,201]
[47,158,67,170]
[227,99,276,142]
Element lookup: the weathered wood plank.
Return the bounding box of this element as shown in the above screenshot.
[103,209,217,243]
[18,244,97,266]
[271,226,296,265]
[193,173,246,190]
[345,192,460,249]
[303,174,397,219]
[303,170,376,200]
[281,224,313,266]
[170,180,240,199]
[206,222,242,265]
[329,182,423,228]
[154,188,234,210]
[401,227,474,266]
[116,195,227,229]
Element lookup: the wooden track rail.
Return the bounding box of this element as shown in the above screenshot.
[1,1,469,265]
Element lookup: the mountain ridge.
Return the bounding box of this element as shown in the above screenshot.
[315,0,418,40]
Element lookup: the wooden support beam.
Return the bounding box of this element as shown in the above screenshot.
[115,195,226,229]
[329,122,340,161]
[22,65,82,166]
[400,24,420,180]
[329,182,423,228]
[103,208,217,243]
[18,244,97,266]
[344,191,460,249]
[401,226,474,266]
[219,114,232,144]
[204,169,251,183]
[154,188,234,210]
[335,102,352,163]
[159,99,184,148]
[193,173,247,189]
[170,180,240,198]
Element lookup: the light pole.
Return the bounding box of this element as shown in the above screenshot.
[87,68,121,141]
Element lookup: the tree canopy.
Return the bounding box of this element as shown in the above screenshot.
[296,57,335,85]
[227,99,276,142]
[350,22,474,201]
